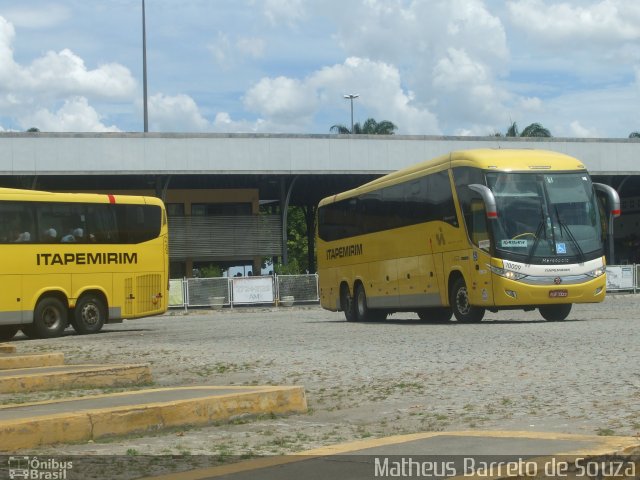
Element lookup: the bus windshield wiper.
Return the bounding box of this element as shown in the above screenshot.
[554,206,585,262]
[525,207,546,264]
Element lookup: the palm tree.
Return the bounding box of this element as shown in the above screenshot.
[497,121,551,137]
[330,117,398,135]
[629,132,640,138]
[520,122,551,137]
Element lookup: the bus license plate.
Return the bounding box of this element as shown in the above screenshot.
[549,289,568,298]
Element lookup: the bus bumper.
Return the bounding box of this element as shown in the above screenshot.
[491,275,606,307]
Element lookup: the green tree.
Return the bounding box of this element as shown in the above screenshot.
[330,117,398,135]
[26,127,40,132]
[498,121,552,138]
[629,132,640,138]
[520,122,551,137]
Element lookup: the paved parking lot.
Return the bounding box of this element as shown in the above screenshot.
[6,294,640,458]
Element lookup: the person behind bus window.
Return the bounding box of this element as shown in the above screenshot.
[43,227,57,242]
[61,227,83,242]
[15,231,31,242]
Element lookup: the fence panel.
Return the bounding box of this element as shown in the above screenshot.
[606,265,636,292]
[186,277,231,307]
[276,274,319,303]
[168,279,186,308]
[231,276,275,305]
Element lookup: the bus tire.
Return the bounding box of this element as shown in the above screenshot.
[73,295,107,334]
[0,325,19,341]
[340,284,357,322]
[31,297,68,338]
[354,284,372,322]
[539,304,571,322]
[450,277,484,323]
[418,307,453,322]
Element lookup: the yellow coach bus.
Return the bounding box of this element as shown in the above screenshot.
[317,149,620,323]
[0,188,169,340]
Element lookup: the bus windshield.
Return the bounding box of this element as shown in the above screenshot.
[486,172,603,262]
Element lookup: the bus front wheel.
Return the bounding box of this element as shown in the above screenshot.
[539,304,571,322]
[0,325,19,341]
[450,278,485,323]
[73,295,107,334]
[28,297,68,338]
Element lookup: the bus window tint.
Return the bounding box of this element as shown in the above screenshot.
[318,169,457,242]
[36,203,87,243]
[115,205,162,243]
[0,202,35,243]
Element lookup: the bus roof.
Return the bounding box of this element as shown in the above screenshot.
[319,149,587,206]
[0,187,165,207]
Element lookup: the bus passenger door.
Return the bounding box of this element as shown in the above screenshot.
[468,199,494,306]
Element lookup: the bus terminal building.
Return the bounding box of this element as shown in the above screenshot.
[1,133,639,276]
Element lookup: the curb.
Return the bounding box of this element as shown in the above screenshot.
[0,385,307,451]
[0,364,152,394]
[0,353,65,370]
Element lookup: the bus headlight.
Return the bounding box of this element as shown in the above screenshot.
[585,268,605,278]
[489,265,527,281]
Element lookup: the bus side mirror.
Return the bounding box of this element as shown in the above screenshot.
[593,183,620,218]
[468,184,498,219]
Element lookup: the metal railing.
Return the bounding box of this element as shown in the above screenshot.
[169,274,320,309]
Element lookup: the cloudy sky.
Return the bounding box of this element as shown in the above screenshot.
[0,0,639,137]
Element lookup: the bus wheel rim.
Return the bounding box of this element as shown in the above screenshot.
[456,288,471,315]
[43,307,61,329]
[81,304,99,326]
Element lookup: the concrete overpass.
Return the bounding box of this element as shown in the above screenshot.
[1,133,639,272]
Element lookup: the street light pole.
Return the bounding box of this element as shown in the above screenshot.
[142,0,148,132]
[343,94,359,133]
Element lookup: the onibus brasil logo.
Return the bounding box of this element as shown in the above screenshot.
[8,456,73,479]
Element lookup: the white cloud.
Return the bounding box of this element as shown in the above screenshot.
[0,15,136,132]
[243,57,440,134]
[508,0,640,45]
[568,121,600,138]
[209,32,266,70]
[20,97,120,132]
[0,4,69,29]
[244,76,318,124]
[262,0,307,26]
[237,37,266,58]
[148,93,210,132]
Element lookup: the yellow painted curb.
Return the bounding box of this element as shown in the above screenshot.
[0,364,152,393]
[0,352,65,370]
[0,385,307,451]
[0,344,16,354]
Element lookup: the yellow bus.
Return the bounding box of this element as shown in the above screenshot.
[317,149,620,323]
[0,188,169,340]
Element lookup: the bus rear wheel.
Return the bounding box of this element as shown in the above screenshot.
[355,284,386,321]
[28,297,68,338]
[417,307,453,322]
[340,284,357,322]
[73,295,107,334]
[450,278,484,323]
[539,304,571,322]
[0,325,19,341]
